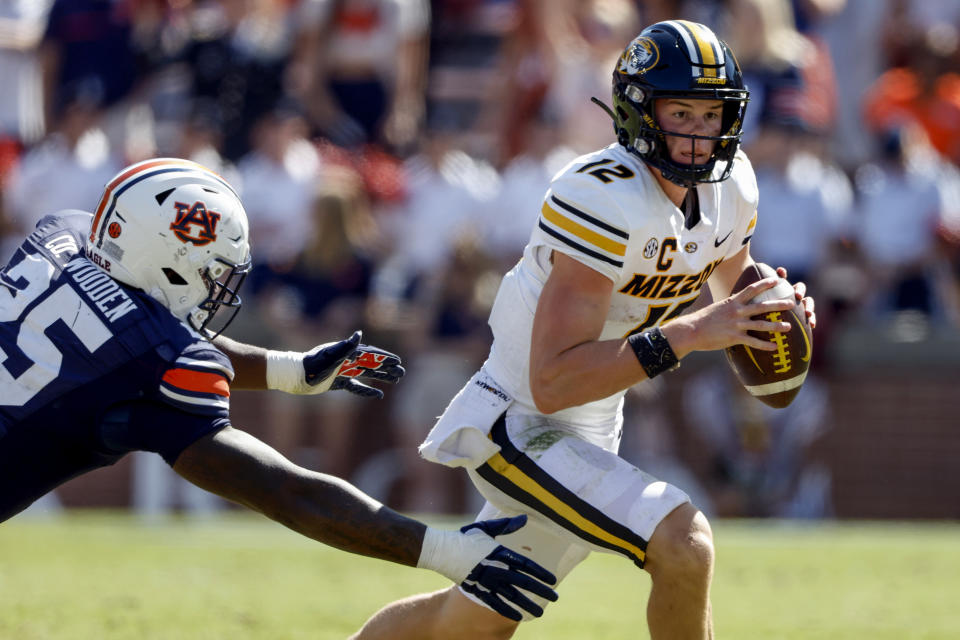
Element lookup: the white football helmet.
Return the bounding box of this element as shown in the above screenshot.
[86,158,251,337]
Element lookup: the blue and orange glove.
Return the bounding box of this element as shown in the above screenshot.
[266,331,404,399]
[417,515,559,621]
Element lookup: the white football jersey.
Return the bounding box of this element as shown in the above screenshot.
[484,143,759,439]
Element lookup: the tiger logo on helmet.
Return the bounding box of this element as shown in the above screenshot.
[618,36,660,76]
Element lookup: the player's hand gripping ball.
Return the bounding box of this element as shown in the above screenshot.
[724,263,813,408]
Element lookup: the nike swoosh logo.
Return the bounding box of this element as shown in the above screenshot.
[714,230,733,247]
[790,309,812,362]
[743,345,764,372]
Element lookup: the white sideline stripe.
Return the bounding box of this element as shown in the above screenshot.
[744,371,808,396]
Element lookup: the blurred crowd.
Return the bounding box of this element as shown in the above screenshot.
[5,0,960,521]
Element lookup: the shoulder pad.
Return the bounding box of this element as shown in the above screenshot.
[536,153,633,280]
[24,211,93,268]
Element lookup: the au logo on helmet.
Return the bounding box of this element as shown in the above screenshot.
[618,36,659,76]
[170,201,221,246]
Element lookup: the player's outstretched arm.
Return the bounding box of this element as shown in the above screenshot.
[172,426,557,619]
[214,330,404,398]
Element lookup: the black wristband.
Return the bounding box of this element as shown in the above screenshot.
[627,327,680,379]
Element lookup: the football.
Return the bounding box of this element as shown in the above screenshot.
[724,262,813,408]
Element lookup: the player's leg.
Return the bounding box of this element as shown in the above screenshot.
[352,503,588,640]
[350,587,519,640]
[354,411,705,638]
[473,414,711,639]
[644,502,715,639]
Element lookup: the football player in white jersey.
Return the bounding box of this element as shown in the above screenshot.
[352,19,817,640]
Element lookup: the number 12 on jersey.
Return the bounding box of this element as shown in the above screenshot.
[576,159,636,184]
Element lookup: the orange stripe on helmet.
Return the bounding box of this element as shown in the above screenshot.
[161,367,231,397]
[89,158,216,242]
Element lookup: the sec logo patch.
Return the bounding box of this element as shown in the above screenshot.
[108,222,122,238]
[643,238,659,259]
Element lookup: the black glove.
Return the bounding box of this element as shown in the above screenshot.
[459,515,559,621]
[302,331,404,399]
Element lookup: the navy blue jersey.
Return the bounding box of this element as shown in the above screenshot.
[0,212,233,520]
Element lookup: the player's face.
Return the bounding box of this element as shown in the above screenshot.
[654,98,724,165]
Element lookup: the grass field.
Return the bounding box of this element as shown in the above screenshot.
[1,512,958,639]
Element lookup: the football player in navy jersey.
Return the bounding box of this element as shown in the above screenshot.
[353,21,817,640]
[0,158,557,622]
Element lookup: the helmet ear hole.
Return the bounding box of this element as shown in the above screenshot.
[162,268,188,285]
[616,106,630,121]
[155,188,175,206]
